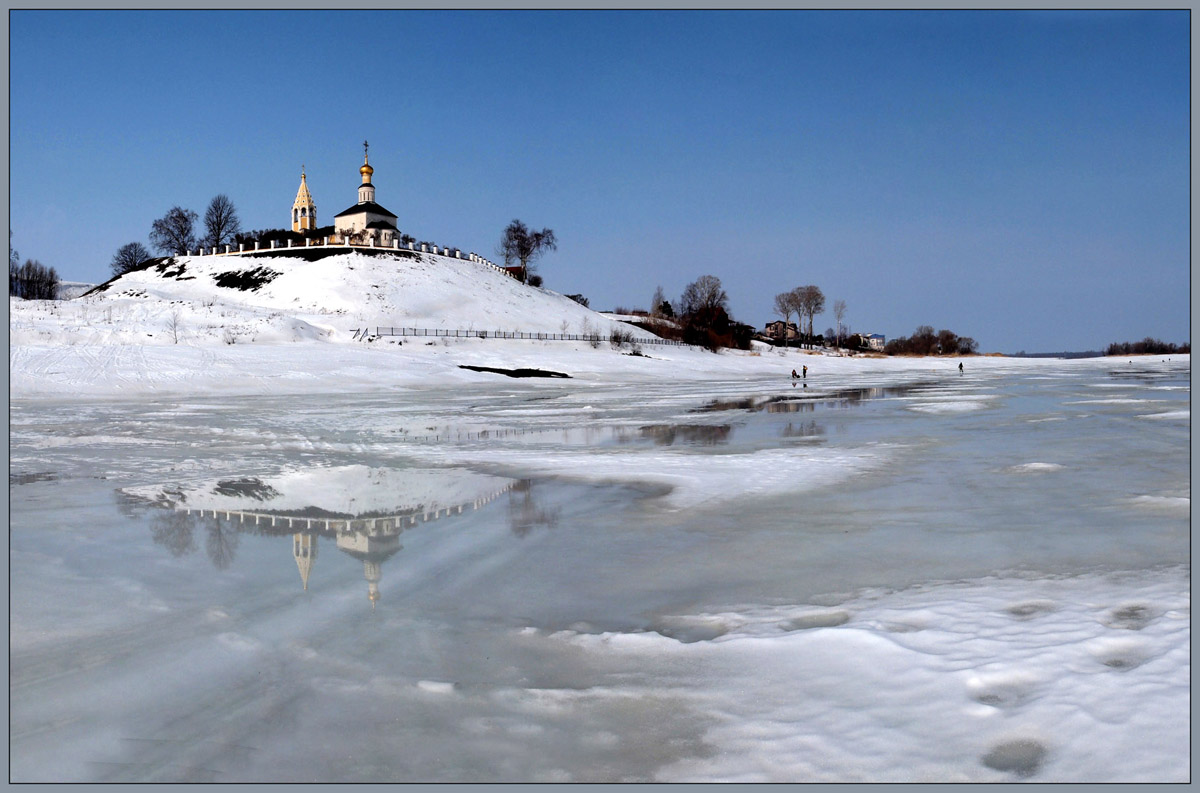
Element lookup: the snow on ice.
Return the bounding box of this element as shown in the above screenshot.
[8,251,1190,782]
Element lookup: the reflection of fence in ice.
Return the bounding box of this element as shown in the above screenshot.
[180,479,516,535]
[396,426,552,444]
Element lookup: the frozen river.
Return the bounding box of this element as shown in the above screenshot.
[9,358,1189,782]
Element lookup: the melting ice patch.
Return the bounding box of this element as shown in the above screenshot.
[902,393,1000,414]
[906,401,992,414]
[1005,462,1065,473]
[1137,410,1189,421]
[403,444,896,510]
[1067,398,1162,405]
[535,567,1189,783]
[1127,494,1190,516]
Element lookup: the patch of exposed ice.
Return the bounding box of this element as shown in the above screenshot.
[1127,495,1190,515]
[906,400,993,414]
[1067,398,1160,405]
[403,443,897,510]
[1005,462,1065,473]
[1137,410,1189,421]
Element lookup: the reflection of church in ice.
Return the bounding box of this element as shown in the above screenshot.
[243,487,514,607]
[150,466,517,608]
[291,524,401,608]
[333,529,396,608]
[288,512,422,607]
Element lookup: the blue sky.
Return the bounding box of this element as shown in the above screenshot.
[9,10,1189,352]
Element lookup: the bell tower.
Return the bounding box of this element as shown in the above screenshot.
[293,532,317,590]
[292,167,317,232]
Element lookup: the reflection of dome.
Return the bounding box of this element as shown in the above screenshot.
[337,532,401,608]
[364,560,382,608]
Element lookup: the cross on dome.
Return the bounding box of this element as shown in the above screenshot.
[360,139,374,179]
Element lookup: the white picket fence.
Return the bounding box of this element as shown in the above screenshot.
[186,238,504,272]
[350,326,690,347]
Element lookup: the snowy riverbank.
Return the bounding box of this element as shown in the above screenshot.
[11,250,1189,399]
[9,321,1189,402]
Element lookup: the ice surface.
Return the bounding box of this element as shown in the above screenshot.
[554,567,1189,783]
[9,356,1189,782]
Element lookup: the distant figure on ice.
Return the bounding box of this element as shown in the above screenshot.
[959,362,964,374]
[791,369,799,379]
[802,365,807,379]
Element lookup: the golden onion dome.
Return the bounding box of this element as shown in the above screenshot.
[360,161,374,176]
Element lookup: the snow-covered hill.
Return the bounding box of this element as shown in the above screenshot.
[13,249,652,347]
[10,247,761,398]
[16,246,1176,401]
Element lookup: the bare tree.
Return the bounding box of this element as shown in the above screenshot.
[679,274,728,317]
[111,241,152,276]
[936,328,959,356]
[676,275,734,351]
[167,308,183,344]
[10,258,59,299]
[833,299,846,351]
[651,285,668,317]
[150,511,198,557]
[909,325,937,355]
[498,219,557,284]
[792,285,825,349]
[202,194,241,249]
[149,206,199,255]
[773,291,797,348]
[204,517,239,570]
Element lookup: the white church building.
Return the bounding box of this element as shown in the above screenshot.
[291,141,400,246]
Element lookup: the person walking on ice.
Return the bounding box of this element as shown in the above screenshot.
[959,362,964,374]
